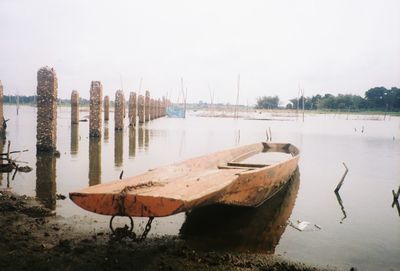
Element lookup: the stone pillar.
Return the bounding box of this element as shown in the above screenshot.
[104,95,110,121]
[157,99,161,118]
[155,99,159,119]
[36,66,58,153]
[0,80,4,136]
[162,97,166,117]
[154,99,158,119]
[145,91,150,122]
[114,90,124,130]
[149,98,154,120]
[129,92,137,127]
[71,90,79,124]
[89,81,103,138]
[138,95,145,124]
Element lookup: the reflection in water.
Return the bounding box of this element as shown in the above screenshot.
[179,130,186,156]
[180,169,300,253]
[36,154,57,210]
[144,127,149,150]
[89,138,102,186]
[129,127,136,158]
[70,125,79,156]
[335,191,347,223]
[138,126,144,150]
[104,125,109,143]
[393,201,400,216]
[114,130,123,167]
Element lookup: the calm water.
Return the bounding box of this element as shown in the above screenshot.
[1,105,399,270]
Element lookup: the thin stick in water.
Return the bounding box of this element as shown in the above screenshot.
[334,162,349,193]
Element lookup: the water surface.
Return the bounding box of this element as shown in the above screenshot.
[1,105,399,270]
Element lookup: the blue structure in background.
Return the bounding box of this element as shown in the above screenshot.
[167,105,185,118]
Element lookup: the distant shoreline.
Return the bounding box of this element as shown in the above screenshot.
[4,103,400,117]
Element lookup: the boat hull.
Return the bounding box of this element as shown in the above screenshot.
[69,142,300,217]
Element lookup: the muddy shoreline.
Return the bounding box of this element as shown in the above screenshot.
[0,191,338,271]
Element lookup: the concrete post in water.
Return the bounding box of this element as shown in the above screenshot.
[145,90,150,122]
[114,90,124,130]
[89,81,103,138]
[104,95,110,121]
[156,99,160,118]
[153,100,158,119]
[36,67,58,153]
[138,94,145,124]
[71,90,79,125]
[158,99,161,118]
[155,99,158,119]
[155,99,159,119]
[129,92,137,127]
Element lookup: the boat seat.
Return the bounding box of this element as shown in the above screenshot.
[217,162,268,170]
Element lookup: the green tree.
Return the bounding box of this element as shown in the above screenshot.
[256,96,279,109]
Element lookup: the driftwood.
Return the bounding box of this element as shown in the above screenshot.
[334,162,349,193]
[0,141,32,178]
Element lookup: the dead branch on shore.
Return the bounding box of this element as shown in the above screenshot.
[0,141,32,176]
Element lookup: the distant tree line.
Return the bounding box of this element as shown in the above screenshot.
[256,87,400,111]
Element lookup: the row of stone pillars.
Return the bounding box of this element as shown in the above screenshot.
[35,66,168,152]
[70,89,167,135]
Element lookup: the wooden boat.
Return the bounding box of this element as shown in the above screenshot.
[69,142,300,217]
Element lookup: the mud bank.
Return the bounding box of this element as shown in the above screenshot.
[0,191,338,271]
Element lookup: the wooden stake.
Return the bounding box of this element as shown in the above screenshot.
[334,162,349,193]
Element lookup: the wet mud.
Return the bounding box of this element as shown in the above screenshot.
[0,190,338,271]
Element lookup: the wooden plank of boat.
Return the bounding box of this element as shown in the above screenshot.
[69,142,300,217]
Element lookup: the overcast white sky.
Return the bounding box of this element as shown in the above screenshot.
[0,0,399,104]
